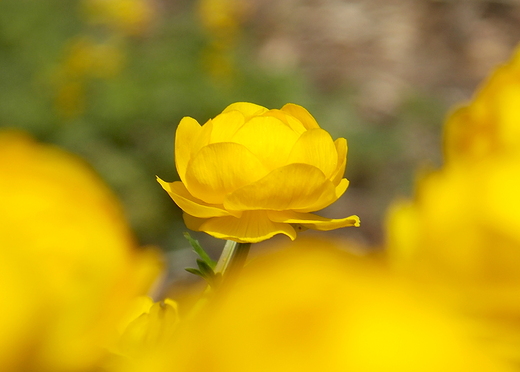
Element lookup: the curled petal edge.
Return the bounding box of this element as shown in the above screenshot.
[267,211,360,231]
[294,178,350,213]
[183,212,297,244]
[156,177,240,218]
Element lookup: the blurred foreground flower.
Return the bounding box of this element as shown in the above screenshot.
[387,45,520,364]
[444,46,520,164]
[103,296,179,372]
[158,102,359,243]
[144,245,512,372]
[0,130,162,371]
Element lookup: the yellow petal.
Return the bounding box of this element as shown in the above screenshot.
[295,178,350,213]
[261,109,306,135]
[184,211,297,243]
[287,128,338,178]
[222,102,268,119]
[268,210,360,230]
[156,177,238,218]
[184,142,269,204]
[281,103,320,129]
[224,163,333,212]
[190,119,214,159]
[330,138,347,185]
[175,117,202,182]
[209,110,246,143]
[231,115,300,170]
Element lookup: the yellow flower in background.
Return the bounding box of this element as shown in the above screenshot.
[197,0,249,82]
[151,246,512,372]
[54,37,125,119]
[0,130,162,372]
[444,45,520,164]
[158,102,359,243]
[82,0,154,36]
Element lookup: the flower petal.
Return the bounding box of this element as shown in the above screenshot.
[185,142,269,204]
[261,110,306,135]
[209,111,246,143]
[294,178,350,213]
[287,128,338,178]
[267,210,360,230]
[175,117,202,182]
[222,102,268,119]
[231,116,300,170]
[330,138,347,185]
[281,103,320,129]
[190,120,214,159]
[156,178,239,218]
[224,163,333,212]
[183,211,297,243]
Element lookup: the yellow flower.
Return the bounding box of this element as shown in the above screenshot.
[82,0,154,36]
[444,45,520,164]
[115,296,179,359]
[158,102,359,243]
[387,159,520,364]
[386,45,520,365]
[0,130,162,371]
[103,296,179,372]
[151,246,512,372]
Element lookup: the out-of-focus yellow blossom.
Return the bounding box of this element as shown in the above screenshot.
[197,0,249,82]
[158,102,359,243]
[386,46,520,364]
[116,296,179,358]
[150,246,512,372]
[387,162,520,294]
[54,37,124,118]
[62,37,125,79]
[444,45,520,164]
[198,0,248,40]
[0,130,163,371]
[103,296,179,372]
[82,0,154,36]
[55,80,86,119]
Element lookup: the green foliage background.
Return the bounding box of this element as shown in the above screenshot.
[0,0,449,250]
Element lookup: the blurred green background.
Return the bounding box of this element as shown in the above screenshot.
[2,0,520,254]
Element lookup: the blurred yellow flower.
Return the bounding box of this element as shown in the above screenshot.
[198,0,247,38]
[82,0,154,36]
[387,161,520,364]
[0,130,162,371]
[386,45,520,364]
[154,246,512,372]
[158,102,359,243]
[103,296,179,372]
[115,296,179,359]
[444,45,520,164]
[54,37,125,118]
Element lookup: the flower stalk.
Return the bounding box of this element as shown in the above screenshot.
[214,240,251,287]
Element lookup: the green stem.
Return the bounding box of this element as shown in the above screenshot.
[214,240,251,285]
[188,240,250,318]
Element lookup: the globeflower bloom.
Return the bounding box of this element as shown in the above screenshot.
[158,102,359,243]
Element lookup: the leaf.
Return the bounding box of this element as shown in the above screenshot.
[184,232,217,269]
[185,268,204,277]
[196,259,215,278]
